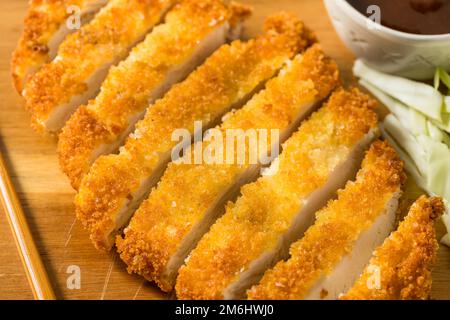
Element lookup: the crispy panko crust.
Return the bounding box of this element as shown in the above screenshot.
[246,141,405,300]
[117,45,340,293]
[11,0,108,94]
[117,46,338,291]
[24,0,174,132]
[175,88,379,300]
[58,0,251,190]
[341,196,443,300]
[76,13,318,252]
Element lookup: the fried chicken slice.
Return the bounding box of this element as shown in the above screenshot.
[119,45,340,293]
[11,0,108,93]
[176,88,379,299]
[76,13,318,251]
[58,0,251,190]
[342,196,443,300]
[246,141,405,300]
[24,0,175,133]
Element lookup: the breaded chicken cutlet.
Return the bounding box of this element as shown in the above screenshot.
[76,13,318,251]
[117,45,340,293]
[175,88,380,299]
[24,0,175,133]
[11,0,108,94]
[246,141,405,300]
[58,0,251,190]
[342,196,443,300]
[12,0,444,302]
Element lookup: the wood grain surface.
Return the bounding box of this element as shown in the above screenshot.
[0,0,449,300]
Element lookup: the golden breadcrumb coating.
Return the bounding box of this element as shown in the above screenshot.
[246,141,405,300]
[11,0,108,93]
[24,0,174,132]
[341,196,443,300]
[116,45,340,293]
[58,0,252,190]
[76,13,318,251]
[175,88,379,299]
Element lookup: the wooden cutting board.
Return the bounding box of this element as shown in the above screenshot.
[0,0,449,300]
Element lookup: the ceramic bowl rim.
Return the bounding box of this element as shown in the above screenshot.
[332,0,450,42]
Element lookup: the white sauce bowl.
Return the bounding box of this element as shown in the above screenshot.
[324,0,450,79]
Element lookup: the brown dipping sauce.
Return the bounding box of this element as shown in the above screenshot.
[347,0,450,35]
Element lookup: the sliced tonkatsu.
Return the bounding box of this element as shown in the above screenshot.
[247,141,404,300]
[24,0,175,132]
[117,45,338,291]
[12,0,108,93]
[76,13,318,251]
[117,46,340,293]
[58,0,250,189]
[342,196,443,300]
[176,88,380,299]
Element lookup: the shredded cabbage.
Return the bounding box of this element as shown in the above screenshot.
[432,113,450,133]
[356,63,450,246]
[426,121,450,147]
[381,126,427,190]
[360,80,428,136]
[437,68,450,91]
[417,135,450,199]
[384,115,428,175]
[354,60,443,121]
[435,67,450,111]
